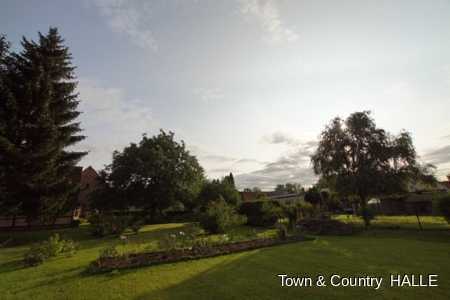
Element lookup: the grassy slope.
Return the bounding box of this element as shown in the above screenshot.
[0,217,449,300]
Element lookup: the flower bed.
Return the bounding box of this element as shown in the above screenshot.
[88,235,311,273]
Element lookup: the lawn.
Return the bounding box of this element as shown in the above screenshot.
[0,216,449,300]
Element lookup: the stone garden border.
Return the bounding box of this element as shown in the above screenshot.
[88,235,313,273]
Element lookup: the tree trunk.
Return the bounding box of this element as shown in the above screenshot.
[415,207,423,231]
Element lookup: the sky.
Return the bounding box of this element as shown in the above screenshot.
[2,0,450,190]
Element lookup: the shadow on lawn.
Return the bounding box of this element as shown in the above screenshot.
[132,230,450,300]
[0,259,23,274]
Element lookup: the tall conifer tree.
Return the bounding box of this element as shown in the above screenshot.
[0,28,86,222]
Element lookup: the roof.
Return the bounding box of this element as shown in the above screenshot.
[438,181,450,190]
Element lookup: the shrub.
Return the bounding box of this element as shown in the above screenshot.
[88,212,139,237]
[23,244,48,266]
[438,195,450,224]
[200,199,246,233]
[239,200,283,227]
[99,245,120,259]
[23,234,77,267]
[358,206,376,227]
[297,201,317,219]
[158,229,200,250]
[275,222,288,240]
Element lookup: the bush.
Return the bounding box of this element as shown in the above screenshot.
[438,195,450,224]
[23,244,48,266]
[281,201,318,230]
[239,200,283,227]
[88,212,141,237]
[99,245,120,259]
[358,206,376,227]
[23,234,77,267]
[200,199,246,233]
[275,223,288,240]
[297,201,316,219]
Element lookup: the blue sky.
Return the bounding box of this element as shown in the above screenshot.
[2,0,450,189]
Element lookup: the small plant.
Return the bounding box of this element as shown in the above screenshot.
[99,245,120,259]
[23,234,77,267]
[297,201,316,220]
[192,238,211,250]
[158,229,199,250]
[216,234,230,244]
[158,233,179,250]
[23,244,48,266]
[275,223,288,240]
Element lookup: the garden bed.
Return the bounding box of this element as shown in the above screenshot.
[88,235,311,273]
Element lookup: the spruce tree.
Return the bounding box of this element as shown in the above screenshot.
[0,28,86,222]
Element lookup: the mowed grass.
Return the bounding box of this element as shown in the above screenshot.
[0,216,448,300]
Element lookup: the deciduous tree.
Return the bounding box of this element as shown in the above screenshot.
[311,111,435,212]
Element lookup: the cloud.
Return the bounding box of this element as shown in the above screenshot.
[423,145,450,165]
[235,144,317,190]
[262,131,318,149]
[238,0,298,44]
[188,145,268,179]
[193,88,225,103]
[201,154,237,163]
[262,131,301,146]
[93,0,157,50]
[72,79,157,169]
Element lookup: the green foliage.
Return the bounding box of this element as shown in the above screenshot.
[90,130,204,219]
[88,212,142,237]
[358,206,376,227]
[198,177,241,208]
[239,200,283,227]
[23,234,77,266]
[2,220,449,298]
[275,222,288,240]
[311,111,436,206]
[297,201,317,219]
[200,199,246,233]
[99,245,120,260]
[23,244,48,266]
[438,195,450,224]
[304,187,321,206]
[0,29,86,221]
[158,225,204,250]
[275,183,303,194]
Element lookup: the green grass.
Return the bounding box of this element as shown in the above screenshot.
[0,217,449,300]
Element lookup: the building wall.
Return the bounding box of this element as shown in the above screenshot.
[77,167,101,216]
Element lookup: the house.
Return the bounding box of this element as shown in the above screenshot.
[240,191,302,205]
[437,175,450,191]
[369,177,450,216]
[75,166,101,217]
[0,166,100,230]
